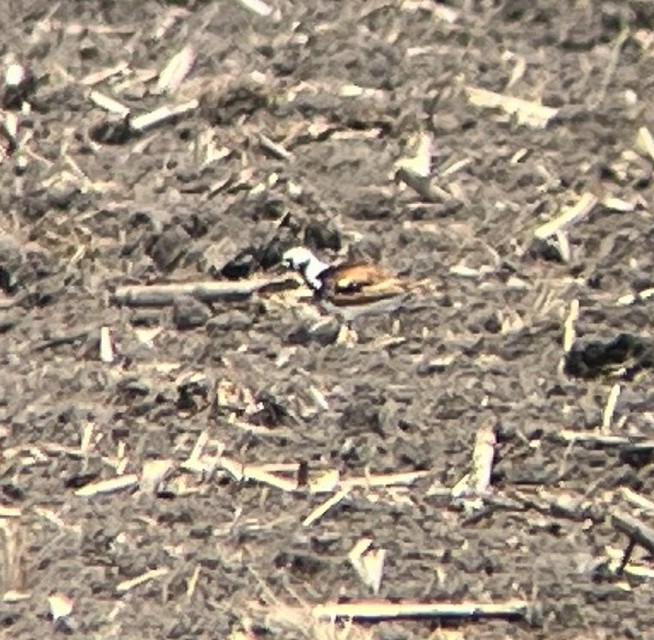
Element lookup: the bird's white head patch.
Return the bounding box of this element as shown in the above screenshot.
[281,246,315,271]
[281,246,330,291]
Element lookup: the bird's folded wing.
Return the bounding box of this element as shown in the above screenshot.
[331,263,399,293]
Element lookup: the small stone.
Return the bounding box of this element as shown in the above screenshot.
[129,309,161,327]
[206,310,252,333]
[430,112,460,135]
[286,319,340,346]
[339,399,381,433]
[117,377,150,398]
[304,219,342,252]
[528,237,566,263]
[252,196,285,220]
[197,243,227,277]
[200,79,269,125]
[78,37,99,60]
[176,373,210,412]
[148,226,191,271]
[0,311,19,332]
[0,235,22,293]
[250,390,290,427]
[14,155,28,175]
[221,249,257,280]
[172,295,210,330]
[21,194,49,221]
[88,114,131,145]
[47,179,79,210]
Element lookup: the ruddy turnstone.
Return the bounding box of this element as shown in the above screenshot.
[280,246,429,309]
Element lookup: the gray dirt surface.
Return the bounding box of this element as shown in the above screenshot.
[3,1,654,638]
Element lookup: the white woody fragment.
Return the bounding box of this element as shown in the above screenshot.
[157,44,196,95]
[130,99,199,133]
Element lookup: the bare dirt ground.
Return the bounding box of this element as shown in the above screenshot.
[3,0,654,638]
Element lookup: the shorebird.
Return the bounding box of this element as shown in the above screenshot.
[280,246,430,309]
[279,246,435,346]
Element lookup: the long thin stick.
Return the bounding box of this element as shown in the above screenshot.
[312,599,528,621]
[534,193,598,241]
[112,277,296,307]
[612,511,654,557]
[555,430,654,447]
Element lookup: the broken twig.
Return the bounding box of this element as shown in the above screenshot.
[635,126,654,164]
[112,277,296,307]
[130,99,199,133]
[116,568,170,593]
[556,430,654,448]
[562,299,579,353]
[348,538,386,594]
[534,193,598,241]
[236,0,275,17]
[620,488,654,514]
[465,86,558,128]
[601,384,621,433]
[157,44,196,95]
[312,599,528,621]
[75,474,139,497]
[611,511,654,575]
[303,490,349,527]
